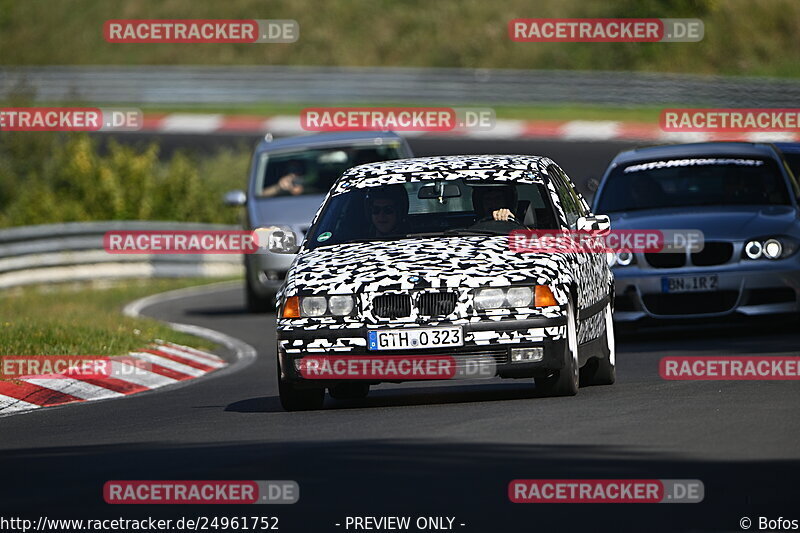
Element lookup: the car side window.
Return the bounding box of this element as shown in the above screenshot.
[780,157,800,201]
[549,165,583,228]
[558,166,589,215]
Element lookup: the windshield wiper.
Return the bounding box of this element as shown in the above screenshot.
[407,229,506,237]
[319,230,506,246]
[332,235,411,245]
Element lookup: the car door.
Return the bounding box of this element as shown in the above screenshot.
[548,164,608,344]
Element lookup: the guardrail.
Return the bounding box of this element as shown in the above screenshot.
[2,66,799,107]
[0,221,243,289]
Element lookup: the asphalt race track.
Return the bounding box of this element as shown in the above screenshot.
[95,133,639,197]
[1,138,799,532]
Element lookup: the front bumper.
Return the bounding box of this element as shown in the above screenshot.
[245,252,295,296]
[277,316,568,385]
[612,261,800,322]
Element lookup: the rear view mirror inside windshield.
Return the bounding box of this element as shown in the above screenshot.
[418,182,461,199]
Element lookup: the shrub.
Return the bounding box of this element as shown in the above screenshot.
[0,132,247,227]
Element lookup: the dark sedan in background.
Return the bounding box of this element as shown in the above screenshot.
[593,142,800,323]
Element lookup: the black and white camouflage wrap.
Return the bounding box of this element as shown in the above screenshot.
[278,155,612,354]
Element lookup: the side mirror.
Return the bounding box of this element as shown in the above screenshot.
[576,214,611,233]
[254,226,300,254]
[224,190,247,206]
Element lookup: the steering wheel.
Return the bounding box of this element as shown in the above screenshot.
[470,213,527,231]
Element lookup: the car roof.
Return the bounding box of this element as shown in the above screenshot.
[774,142,800,154]
[343,154,550,177]
[255,131,405,153]
[611,142,779,166]
[329,155,553,194]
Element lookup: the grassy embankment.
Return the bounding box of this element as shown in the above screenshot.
[1,0,798,77]
[0,279,231,362]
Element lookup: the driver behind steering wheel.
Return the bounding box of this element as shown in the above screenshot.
[472,185,518,222]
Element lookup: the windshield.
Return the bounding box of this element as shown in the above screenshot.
[596,156,790,213]
[305,178,559,249]
[783,152,800,179]
[256,142,405,197]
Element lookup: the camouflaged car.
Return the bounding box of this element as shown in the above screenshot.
[269,155,616,410]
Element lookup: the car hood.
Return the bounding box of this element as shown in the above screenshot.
[606,205,799,240]
[248,194,326,228]
[285,235,569,294]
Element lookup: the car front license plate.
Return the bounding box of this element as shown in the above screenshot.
[367,327,463,351]
[661,275,719,293]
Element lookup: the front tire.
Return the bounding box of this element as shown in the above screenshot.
[585,303,616,386]
[278,360,324,411]
[535,301,579,396]
[245,275,275,313]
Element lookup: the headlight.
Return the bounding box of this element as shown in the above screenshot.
[506,287,534,307]
[744,240,763,259]
[286,294,355,318]
[743,237,797,260]
[763,239,783,259]
[608,251,635,268]
[474,288,506,309]
[328,295,354,316]
[474,286,556,309]
[300,296,327,317]
[616,251,635,266]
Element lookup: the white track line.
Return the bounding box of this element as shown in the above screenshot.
[561,120,621,141]
[0,394,40,413]
[22,378,124,400]
[150,345,226,368]
[158,341,226,362]
[122,280,240,318]
[107,361,179,388]
[127,352,207,377]
[161,114,223,133]
[124,281,258,382]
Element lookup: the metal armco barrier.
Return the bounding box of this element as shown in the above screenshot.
[2,66,799,107]
[0,221,243,289]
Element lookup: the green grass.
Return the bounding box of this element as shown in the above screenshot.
[0,278,237,358]
[2,0,799,78]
